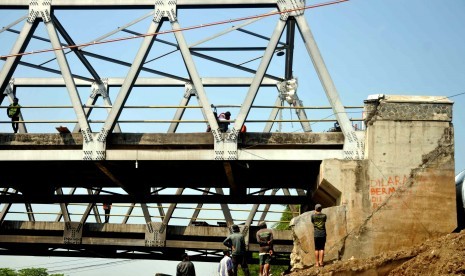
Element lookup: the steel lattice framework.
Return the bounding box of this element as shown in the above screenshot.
[0,0,364,262]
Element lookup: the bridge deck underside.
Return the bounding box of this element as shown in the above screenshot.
[0,132,335,261]
[0,222,293,263]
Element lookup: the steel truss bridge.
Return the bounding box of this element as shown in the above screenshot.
[0,0,364,263]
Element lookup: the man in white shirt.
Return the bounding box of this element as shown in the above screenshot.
[218,249,233,276]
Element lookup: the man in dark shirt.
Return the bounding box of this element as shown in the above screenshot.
[256,221,273,276]
[223,224,250,276]
[176,253,196,276]
[311,203,327,267]
[7,97,21,133]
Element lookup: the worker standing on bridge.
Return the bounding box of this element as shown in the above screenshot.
[103,202,112,223]
[218,111,231,132]
[311,203,327,267]
[176,253,196,276]
[256,221,273,276]
[7,97,21,133]
[223,224,250,276]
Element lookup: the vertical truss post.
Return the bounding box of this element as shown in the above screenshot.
[293,10,364,159]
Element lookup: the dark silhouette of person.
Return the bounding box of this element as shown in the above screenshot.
[176,253,196,276]
[218,111,231,132]
[7,97,21,133]
[103,203,112,223]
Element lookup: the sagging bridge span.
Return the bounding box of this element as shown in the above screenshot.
[0,0,364,263]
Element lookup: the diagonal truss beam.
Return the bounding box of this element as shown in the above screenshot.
[229,18,287,138]
[0,20,38,93]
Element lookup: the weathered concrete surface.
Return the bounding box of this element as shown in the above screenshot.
[0,132,344,148]
[290,95,456,269]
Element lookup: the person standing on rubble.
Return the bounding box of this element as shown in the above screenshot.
[311,203,327,267]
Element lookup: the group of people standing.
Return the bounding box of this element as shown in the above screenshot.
[176,221,274,276]
[176,203,327,275]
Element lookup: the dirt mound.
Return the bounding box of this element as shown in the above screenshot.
[285,230,465,276]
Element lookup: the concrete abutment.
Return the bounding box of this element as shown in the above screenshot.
[290,95,456,270]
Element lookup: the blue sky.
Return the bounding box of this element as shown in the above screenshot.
[1,0,464,275]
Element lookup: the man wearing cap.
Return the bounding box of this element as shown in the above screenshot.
[223,224,250,276]
[256,221,273,276]
[311,204,327,267]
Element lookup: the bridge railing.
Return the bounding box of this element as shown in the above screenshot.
[0,104,364,134]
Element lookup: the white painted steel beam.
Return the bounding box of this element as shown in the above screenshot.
[0,20,38,93]
[171,20,221,140]
[0,149,344,161]
[44,21,92,138]
[1,0,277,8]
[11,77,278,87]
[294,15,354,140]
[97,20,162,148]
[215,188,234,227]
[230,19,287,139]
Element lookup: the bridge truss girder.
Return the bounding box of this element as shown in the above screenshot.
[0,0,361,262]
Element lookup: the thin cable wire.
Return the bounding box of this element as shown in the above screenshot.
[47,259,137,274]
[0,0,349,60]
